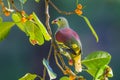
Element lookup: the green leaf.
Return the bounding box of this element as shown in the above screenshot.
[0,22,15,41]
[12,13,43,45]
[19,0,27,4]
[19,73,37,80]
[12,13,27,33]
[80,15,99,42]
[32,12,51,41]
[43,58,57,80]
[82,51,111,79]
[35,0,40,3]
[60,76,69,80]
[12,12,51,46]
[25,21,44,45]
[0,17,3,23]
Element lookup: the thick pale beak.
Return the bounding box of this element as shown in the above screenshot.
[51,20,57,24]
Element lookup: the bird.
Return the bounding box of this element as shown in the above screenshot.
[52,17,82,72]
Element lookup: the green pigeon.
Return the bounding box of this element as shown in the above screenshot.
[52,17,82,72]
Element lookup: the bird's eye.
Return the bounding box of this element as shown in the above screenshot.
[58,18,61,21]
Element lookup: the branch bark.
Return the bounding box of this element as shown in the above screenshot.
[43,0,53,80]
[49,0,75,15]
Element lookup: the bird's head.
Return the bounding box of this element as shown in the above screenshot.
[52,17,69,28]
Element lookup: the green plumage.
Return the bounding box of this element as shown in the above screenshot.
[52,17,82,72]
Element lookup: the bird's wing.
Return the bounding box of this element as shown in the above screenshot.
[55,27,82,56]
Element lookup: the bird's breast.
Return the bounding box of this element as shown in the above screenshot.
[55,28,72,43]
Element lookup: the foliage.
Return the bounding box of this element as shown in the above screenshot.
[0,22,15,41]
[82,51,113,80]
[19,73,37,80]
[0,0,113,80]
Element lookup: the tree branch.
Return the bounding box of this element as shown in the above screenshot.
[45,0,52,37]
[57,52,66,68]
[43,0,53,80]
[49,0,75,15]
[54,51,65,73]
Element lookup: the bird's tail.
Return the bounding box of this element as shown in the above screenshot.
[73,54,82,72]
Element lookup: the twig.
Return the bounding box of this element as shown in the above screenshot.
[43,0,53,80]
[52,40,77,77]
[49,0,75,15]
[54,50,65,73]
[57,52,66,68]
[45,0,52,37]
[9,0,20,12]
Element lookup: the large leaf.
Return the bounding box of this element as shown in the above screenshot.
[0,22,15,41]
[82,51,111,79]
[32,12,51,41]
[19,73,37,80]
[12,12,51,46]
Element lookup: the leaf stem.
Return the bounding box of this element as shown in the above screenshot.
[7,0,11,9]
[9,0,20,12]
[76,0,78,5]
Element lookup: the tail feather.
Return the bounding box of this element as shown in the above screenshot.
[73,54,82,72]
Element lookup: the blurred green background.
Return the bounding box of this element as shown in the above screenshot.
[0,0,120,80]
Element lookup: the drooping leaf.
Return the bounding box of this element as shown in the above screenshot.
[35,0,40,3]
[43,58,57,80]
[19,73,37,80]
[32,12,51,41]
[60,76,69,80]
[0,22,15,41]
[80,15,99,42]
[82,51,111,79]
[19,0,27,4]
